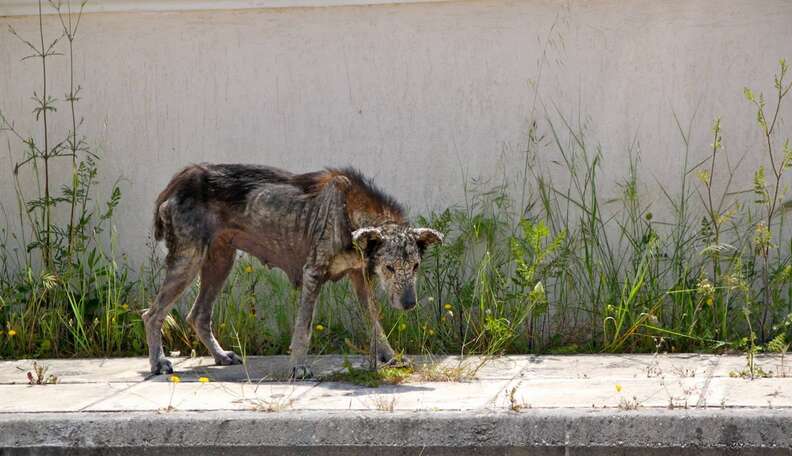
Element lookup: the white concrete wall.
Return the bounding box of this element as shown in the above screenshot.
[1,0,791,266]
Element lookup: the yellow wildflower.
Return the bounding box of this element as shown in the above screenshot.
[398,322,407,332]
[169,375,181,384]
[7,329,17,337]
[198,377,210,384]
[315,324,325,332]
[696,169,711,186]
[615,384,622,393]
[244,265,254,273]
[443,303,453,311]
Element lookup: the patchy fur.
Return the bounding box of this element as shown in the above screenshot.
[144,163,442,379]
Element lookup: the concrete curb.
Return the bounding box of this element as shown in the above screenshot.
[2,409,792,454]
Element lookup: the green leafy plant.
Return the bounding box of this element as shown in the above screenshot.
[744,59,792,342]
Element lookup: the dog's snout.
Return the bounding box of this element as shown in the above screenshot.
[401,287,417,310]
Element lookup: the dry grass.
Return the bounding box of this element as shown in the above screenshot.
[370,395,397,412]
[246,397,295,412]
[507,386,530,412]
[618,396,641,411]
[413,358,486,382]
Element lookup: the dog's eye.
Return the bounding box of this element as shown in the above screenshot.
[386,265,396,273]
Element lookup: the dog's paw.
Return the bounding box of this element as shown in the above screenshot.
[382,355,412,369]
[214,351,244,366]
[150,357,173,375]
[375,348,411,368]
[289,365,314,381]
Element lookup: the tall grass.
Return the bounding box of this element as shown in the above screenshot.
[377,60,792,357]
[1,0,144,359]
[1,2,790,360]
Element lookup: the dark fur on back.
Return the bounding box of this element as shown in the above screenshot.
[152,164,405,241]
[153,164,293,241]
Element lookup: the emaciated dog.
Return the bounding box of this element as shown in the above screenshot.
[143,164,443,378]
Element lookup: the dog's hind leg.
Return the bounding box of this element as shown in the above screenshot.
[187,241,243,366]
[143,249,202,375]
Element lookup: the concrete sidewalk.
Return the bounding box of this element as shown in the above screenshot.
[1,354,791,454]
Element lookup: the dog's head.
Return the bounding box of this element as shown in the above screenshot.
[352,224,443,310]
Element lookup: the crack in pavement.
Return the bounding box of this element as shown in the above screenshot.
[695,355,720,408]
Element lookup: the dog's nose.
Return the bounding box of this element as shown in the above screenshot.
[401,288,417,310]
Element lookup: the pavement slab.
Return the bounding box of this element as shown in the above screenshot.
[1,354,791,454]
[0,356,213,385]
[0,357,161,384]
[703,378,792,408]
[495,376,707,409]
[0,382,136,413]
[291,379,510,411]
[517,353,719,380]
[85,380,316,412]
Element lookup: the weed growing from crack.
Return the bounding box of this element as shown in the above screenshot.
[507,386,530,412]
[243,397,294,413]
[23,361,57,385]
[413,356,487,382]
[322,358,412,387]
[370,395,397,412]
[158,374,181,413]
[618,396,641,411]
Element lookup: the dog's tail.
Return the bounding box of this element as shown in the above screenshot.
[153,165,204,242]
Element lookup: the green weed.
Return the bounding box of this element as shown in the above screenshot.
[322,358,412,387]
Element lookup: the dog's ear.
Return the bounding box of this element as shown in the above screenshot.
[412,228,443,253]
[352,227,383,254]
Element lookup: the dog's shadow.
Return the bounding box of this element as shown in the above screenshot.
[141,359,433,393]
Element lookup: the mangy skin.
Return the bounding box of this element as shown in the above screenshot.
[142,164,442,379]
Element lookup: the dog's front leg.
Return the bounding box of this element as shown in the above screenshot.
[289,266,324,380]
[349,270,402,368]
